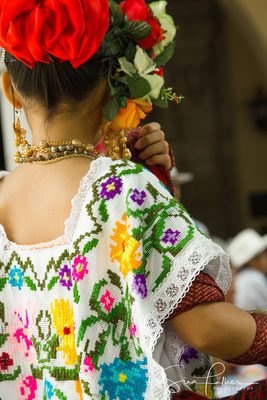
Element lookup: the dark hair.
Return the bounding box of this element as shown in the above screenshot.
[5,52,108,116]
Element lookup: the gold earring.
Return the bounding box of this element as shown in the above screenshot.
[13,108,28,163]
[103,126,132,161]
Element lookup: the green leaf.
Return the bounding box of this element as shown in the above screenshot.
[0,278,8,292]
[0,334,9,347]
[102,96,121,122]
[153,92,168,108]
[82,238,99,256]
[109,0,124,25]
[99,199,109,222]
[24,276,37,291]
[47,276,60,291]
[154,41,176,67]
[125,42,137,61]
[127,76,151,98]
[118,57,136,76]
[73,281,80,304]
[127,21,152,41]
[107,269,123,293]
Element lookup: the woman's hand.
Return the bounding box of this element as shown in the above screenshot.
[134,123,171,170]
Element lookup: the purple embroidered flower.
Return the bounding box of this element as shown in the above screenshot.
[100,176,123,200]
[130,189,147,206]
[180,346,199,364]
[162,229,180,246]
[132,274,148,299]
[59,265,73,290]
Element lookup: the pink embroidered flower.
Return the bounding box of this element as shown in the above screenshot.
[100,290,115,311]
[128,318,137,337]
[83,356,94,373]
[72,255,89,282]
[0,352,13,370]
[8,304,36,361]
[18,375,37,400]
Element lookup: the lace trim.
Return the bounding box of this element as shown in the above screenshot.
[64,157,106,242]
[141,235,231,400]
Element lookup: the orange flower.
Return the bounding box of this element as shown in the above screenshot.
[106,99,152,131]
[110,212,142,278]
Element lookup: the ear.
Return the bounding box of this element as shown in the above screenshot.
[1,71,22,108]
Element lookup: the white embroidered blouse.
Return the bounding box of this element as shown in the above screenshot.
[0,158,231,400]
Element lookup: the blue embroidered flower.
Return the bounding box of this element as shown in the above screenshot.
[100,176,123,200]
[98,357,148,400]
[44,379,54,399]
[132,274,148,299]
[59,265,73,290]
[8,266,24,290]
[130,189,146,206]
[162,228,180,246]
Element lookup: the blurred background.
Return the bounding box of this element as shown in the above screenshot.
[1,0,267,240]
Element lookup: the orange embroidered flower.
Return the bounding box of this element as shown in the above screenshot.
[75,379,83,400]
[50,299,77,366]
[105,99,152,131]
[110,212,142,278]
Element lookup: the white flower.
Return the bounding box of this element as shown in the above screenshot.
[150,1,177,56]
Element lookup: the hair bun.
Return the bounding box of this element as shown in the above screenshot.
[0,0,109,68]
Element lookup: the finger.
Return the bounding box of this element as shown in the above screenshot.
[144,154,172,170]
[139,122,161,136]
[139,141,169,160]
[135,130,165,149]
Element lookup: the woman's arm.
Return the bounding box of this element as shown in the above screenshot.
[170,301,257,360]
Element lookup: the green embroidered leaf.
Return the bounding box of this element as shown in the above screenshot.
[47,276,60,291]
[31,365,43,379]
[154,41,176,67]
[53,389,68,400]
[77,315,99,345]
[24,276,37,291]
[99,199,109,223]
[83,238,99,256]
[107,269,123,293]
[73,281,80,304]
[119,341,131,363]
[0,302,5,323]
[0,334,9,347]
[49,366,79,381]
[146,182,159,201]
[151,255,172,293]
[127,21,152,41]
[0,366,21,381]
[127,75,151,99]
[102,96,121,122]
[0,278,8,292]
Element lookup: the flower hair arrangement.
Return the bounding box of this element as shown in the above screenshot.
[101,0,182,132]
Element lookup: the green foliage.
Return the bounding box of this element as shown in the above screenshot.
[154,41,176,67]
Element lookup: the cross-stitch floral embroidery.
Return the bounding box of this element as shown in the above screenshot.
[110,212,142,278]
[100,289,115,311]
[132,273,148,299]
[0,352,13,371]
[9,266,24,290]
[50,299,77,365]
[59,265,73,290]
[100,176,123,200]
[18,375,37,400]
[162,228,181,245]
[130,189,147,206]
[72,255,89,282]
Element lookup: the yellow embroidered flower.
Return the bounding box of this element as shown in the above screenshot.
[110,212,142,278]
[50,299,78,366]
[199,383,213,399]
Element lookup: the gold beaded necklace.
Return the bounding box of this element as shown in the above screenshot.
[13,116,104,165]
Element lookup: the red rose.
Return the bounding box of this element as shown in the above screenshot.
[152,67,164,77]
[120,0,166,50]
[0,0,109,68]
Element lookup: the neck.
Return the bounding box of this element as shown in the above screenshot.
[23,80,107,147]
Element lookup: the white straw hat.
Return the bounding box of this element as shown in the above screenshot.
[171,167,194,185]
[227,228,267,269]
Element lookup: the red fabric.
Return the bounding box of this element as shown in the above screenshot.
[126,127,175,195]
[226,313,267,367]
[120,0,166,50]
[171,379,267,400]
[164,271,225,322]
[0,0,109,68]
